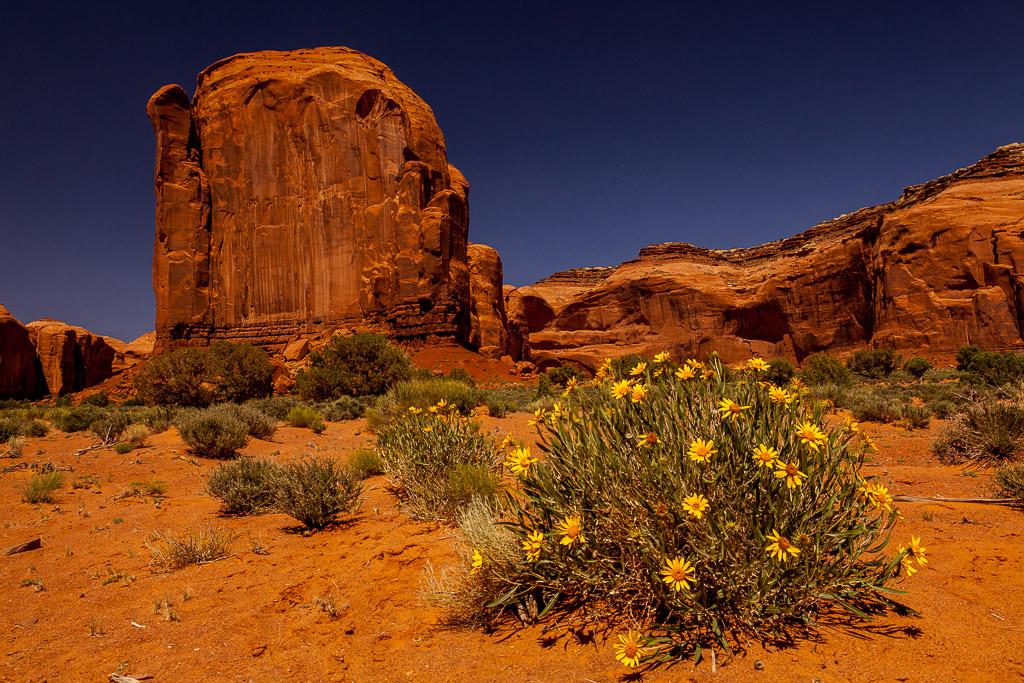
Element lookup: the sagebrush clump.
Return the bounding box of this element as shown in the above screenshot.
[294,333,412,401]
[206,456,282,514]
[433,354,916,667]
[275,456,363,530]
[176,407,250,458]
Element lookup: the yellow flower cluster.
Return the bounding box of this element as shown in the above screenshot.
[504,446,538,475]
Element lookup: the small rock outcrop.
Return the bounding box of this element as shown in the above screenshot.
[508,144,1024,369]
[0,304,40,398]
[149,47,471,354]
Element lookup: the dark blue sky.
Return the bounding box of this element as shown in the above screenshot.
[1,1,1021,342]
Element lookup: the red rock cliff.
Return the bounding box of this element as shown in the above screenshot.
[0,304,40,398]
[148,48,470,353]
[512,144,1024,369]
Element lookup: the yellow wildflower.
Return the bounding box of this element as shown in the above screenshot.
[408,406,422,415]
[613,630,648,668]
[687,438,718,463]
[795,421,828,451]
[686,360,705,370]
[718,398,751,422]
[556,515,584,548]
[681,494,710,519]
[422,425,433,433]
[429,399,449,414]
[765,529,801,562]
[611,379,632,400]
[898,545,918,577]
[675,366,695,381]
[843,416,860,434]
[654,351,671,363]
[862,434,878,452]
[660,556,696,591]
[639,432,661,448]
[560,376,578,397]
[702,368,716,380]
[630,383,648,403]
[470,549,483,574]
[774,460,808,489]
[790,377,808,393]
[908,535,927,566]
[504,446,538,475]
[747,357,770,372]
[595,358,612,382]
[522,530,544,562]
[752,443,779,468]
[528,407,548,426]
[767,385,791,404]
[630,361,648,376]
[499,432,517,450]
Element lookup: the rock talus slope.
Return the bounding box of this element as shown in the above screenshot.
[149,47,470,354]
[513,144,1024,369]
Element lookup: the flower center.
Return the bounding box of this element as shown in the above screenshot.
[777,537,791,551]
[624,643,638,658]
[786,464,798,476]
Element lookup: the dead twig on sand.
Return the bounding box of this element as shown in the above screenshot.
[893,494,1018,506]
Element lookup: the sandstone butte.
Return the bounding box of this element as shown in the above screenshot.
[0,304,152,398]
[507,143,1024,370]
[148,47,488,354]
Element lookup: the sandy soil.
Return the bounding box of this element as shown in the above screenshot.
[1,405,1022,682]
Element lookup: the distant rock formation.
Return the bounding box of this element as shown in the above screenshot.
[0,306,152,397]
[0,304,40,398]
[148,47,470,354]
[467,244,509,358]
[507,144,1024,369]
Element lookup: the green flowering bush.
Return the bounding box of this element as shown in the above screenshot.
[444,355,915,667]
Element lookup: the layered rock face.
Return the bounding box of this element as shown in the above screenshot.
[149,47,470,354]
[0,304,40,398]
[511,144,1024,369]
[467,244,509,358]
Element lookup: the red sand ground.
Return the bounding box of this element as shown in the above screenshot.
[1,399,1023,681]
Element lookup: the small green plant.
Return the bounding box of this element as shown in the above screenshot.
[933,401,1024,464]
[140,406,174,433]
[447,367,477,387]
[89,411,131,443]
[900,403,931,430]
[294,333,412,401]
[921,510,934,521]
[347,448,383,479]
[993,462,1024,502]
[124,424,150,447]
[113,442,134,454]
[847,349,902,379]
[285,406,325,434]
[275,456,362,530]
[72,475,100,490]
[800,352,852,387]
[19,578,45,592]
[318,396,366,421]
[533,374,554,400]
[20,471,65,504]
[146,524,238,570]
[154,595,180,622]
[314,595,343,619]
[764,358,796,386]
[903,357,932,380]
[5,436,26,457]
[206,456,282,514]
[88,619,103,636]
[129,479,166,497]
[176,407,250,458]
[376,404,500,521]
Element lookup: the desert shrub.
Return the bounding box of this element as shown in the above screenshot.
[245,396,301,421]
[901,404,931,430]
[956,345,983,371]
[294,333,411,401]
[546,364,586,387]
[376,404,500,520]
[206,456,283,514]
[208,341,273,403]
[447,463,501,502]
[348,448,383,479]
[83,391,111,407]
[903,357,931,380]
[275,456,363,530]
[6,436,26,457]
[125,424,150,447]
[800,353,852,387]
[932,401,1024,464]
[128,479,166,497]
[90,411,131,443]
[319,396,365,422]
[0,417,22,443]
[484,398,515,418]
[147,524,238,570]
[764,358,796,386]
[609,354,647,381]
[223,403,277,440]
[993,463,1024,502]
[928,399,957,420]
[285,406,325,433]
[533,374,554,400]
[20,472,65,504]
[176,407,250,458]
[118,397,143,407]
[21,420,48,437]
[849,393,901,423]
[134,342,272,407]
[808,384,851,410]
[368,378,482,431]
[139,406,174,433]
[961,350,1024,387]
[441,355,906,664]
[447,367,476,387]
[52,405,105,433]
[847,349,902,379]
[113,442,134,454]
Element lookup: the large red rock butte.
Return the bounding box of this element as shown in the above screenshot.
[0,304,40,399]
[507,144,1024,370]
[148,47,472,354]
